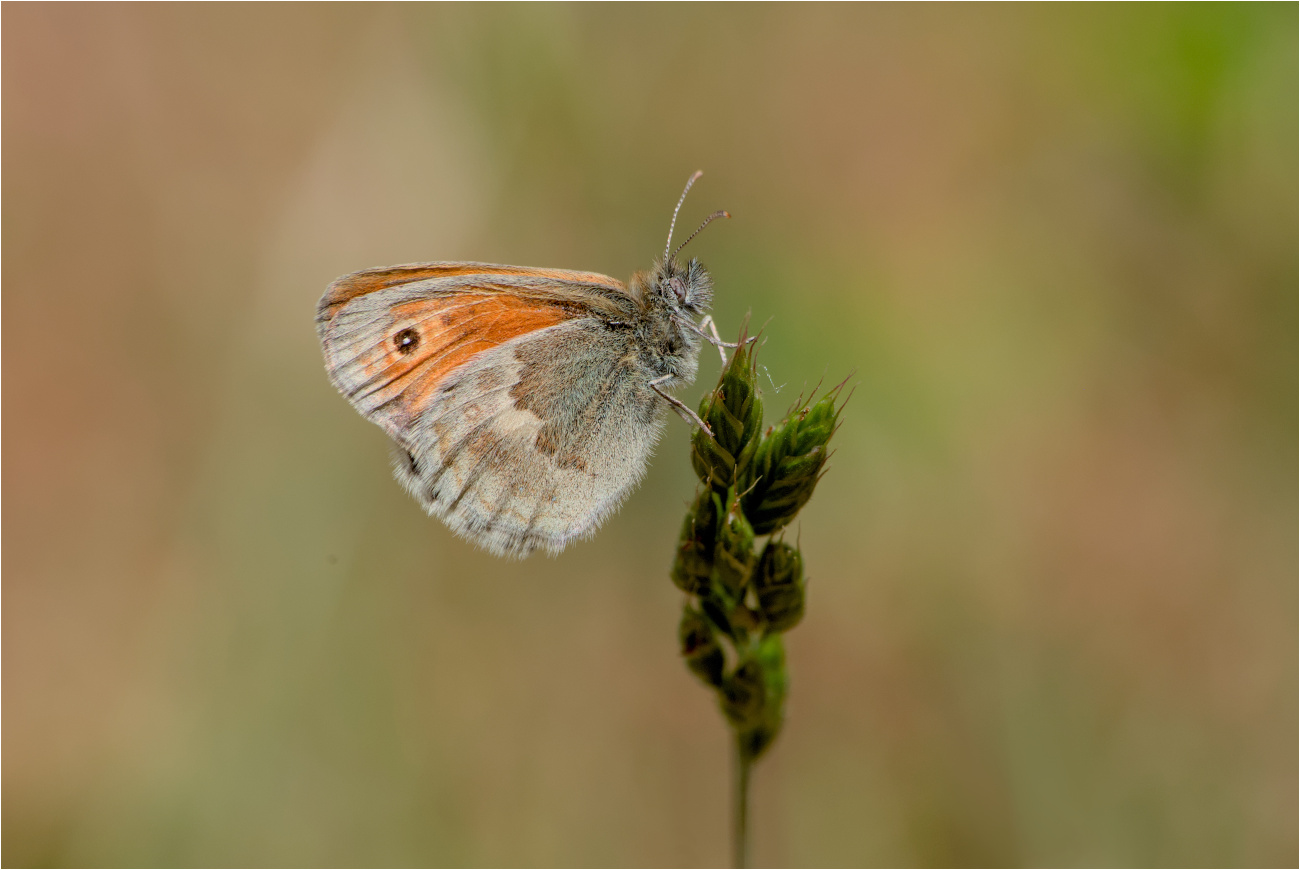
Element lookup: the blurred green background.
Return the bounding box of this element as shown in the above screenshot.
[4,4,1295,866]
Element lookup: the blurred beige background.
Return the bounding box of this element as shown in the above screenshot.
[3,4,1295,866]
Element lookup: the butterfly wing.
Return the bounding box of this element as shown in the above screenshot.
[317,263,661,557]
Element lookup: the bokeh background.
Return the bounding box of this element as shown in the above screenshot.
[4,4,1295,866]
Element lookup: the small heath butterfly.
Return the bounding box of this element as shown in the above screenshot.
[316,171,733,557]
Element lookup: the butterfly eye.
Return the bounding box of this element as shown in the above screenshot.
[669,276,687,302]
[393,328,421,355]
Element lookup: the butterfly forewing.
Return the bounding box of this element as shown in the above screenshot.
[317,264,632,438]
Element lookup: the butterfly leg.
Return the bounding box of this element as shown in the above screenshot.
[696,315,731,364]
[695,316,759,364]
[650,375,713,437]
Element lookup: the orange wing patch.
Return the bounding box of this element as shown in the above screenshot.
[323,291,571,439]
[365,293,568,400]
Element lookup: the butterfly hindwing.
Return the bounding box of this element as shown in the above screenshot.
[392,319,662,557]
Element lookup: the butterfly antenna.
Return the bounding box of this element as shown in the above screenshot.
[664,170,704,262]
[671,210,731,262]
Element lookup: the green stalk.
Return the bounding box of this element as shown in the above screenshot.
[734,739,752,869]
[670,330,846,866]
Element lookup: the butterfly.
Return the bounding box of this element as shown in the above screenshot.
[316,171,735,558]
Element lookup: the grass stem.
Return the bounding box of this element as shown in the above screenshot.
[734,739,752,868]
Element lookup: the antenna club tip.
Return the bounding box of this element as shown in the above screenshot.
[690,169,704,180]
[722,211,732,219]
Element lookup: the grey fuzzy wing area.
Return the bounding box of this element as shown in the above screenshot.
[395,320,663,557]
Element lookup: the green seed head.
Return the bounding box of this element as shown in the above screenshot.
[737,635,789,761]
[691,334,763,492]
[754,541,806,632]
[741,386,844,535]
[670,488,720,595]
[669,332,846,775]
[713,492,757,598]
[679,606,725,688]
[721,659,766,727]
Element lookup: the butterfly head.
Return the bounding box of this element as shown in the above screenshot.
[647,254,714,316]
[646,170,729,321]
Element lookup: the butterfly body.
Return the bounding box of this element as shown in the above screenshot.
[316,255,714,558]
